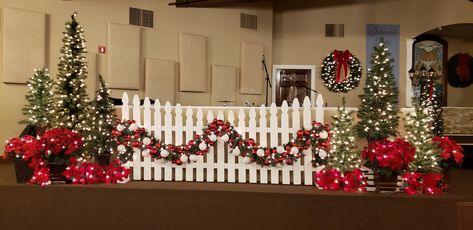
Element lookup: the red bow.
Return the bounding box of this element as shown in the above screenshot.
[333,50,352,83]
[457,53,471,82]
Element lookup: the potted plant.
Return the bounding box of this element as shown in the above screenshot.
[4,128,83,184]
[361,138,415,192]
[83,75,117,166]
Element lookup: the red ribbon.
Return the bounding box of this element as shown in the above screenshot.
[333,50,352,83]
[457,53,471,82]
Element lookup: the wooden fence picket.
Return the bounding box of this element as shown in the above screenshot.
[132,95,141,180]
[237,109,247,183]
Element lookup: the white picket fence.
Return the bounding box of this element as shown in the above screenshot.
[120,92,328,185]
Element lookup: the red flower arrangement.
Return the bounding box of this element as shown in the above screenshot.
[341,168,368,192]
[113,119,332,167]
[402,171,445,195]
[64,158,130,184]
[4,128,83,186]
[432,136,464,167]
[314,167,367,192]
[362,138,415,176]
[315,168,341,191]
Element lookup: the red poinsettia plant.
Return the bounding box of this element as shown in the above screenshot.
[3,128,83,186]
[402,171,446,195]
[432,136,464,168]
[4,128,83,164]
[361,138,415,177]
[314,167,367,192]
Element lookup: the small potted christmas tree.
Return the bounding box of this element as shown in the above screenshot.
[20,67,55,135]
[402,100,445,194]
[11,67,55,182]
[83,75,117,165]
[315,99,367,192]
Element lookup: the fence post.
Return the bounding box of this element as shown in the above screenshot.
[195,109,204,182]
[163,101,173,181]
[237,109,247,183]
[292,98,301,185]
[269,103,279,184]
[303,96,313,185]
[185,106,194,182]
[143,97,152,180]
[316,94,324,124]
[227,111,236,183]
[153,99,162,181]
[132,95,141,180]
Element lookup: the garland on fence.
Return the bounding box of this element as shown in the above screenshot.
[113,119,332,167]
[321,50,362,93]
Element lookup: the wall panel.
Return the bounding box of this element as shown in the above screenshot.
[211,65,237,106]
[107,23,140,89]
[240,41,264,95]
[1,8,46,84]
[145,58,176,103]
[178,32,207,92]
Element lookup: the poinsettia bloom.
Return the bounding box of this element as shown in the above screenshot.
[362,138,415,173]
[421,173,444,195]
[342,168,367,192]
[433,136,464,165]
[315,168,341,191]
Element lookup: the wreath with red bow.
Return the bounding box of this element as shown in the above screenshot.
[447,53,473,88]
[321,50,362,92]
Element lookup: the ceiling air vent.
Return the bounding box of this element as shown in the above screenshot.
[325,24,344,37]
[129,7,155,28]
[241,13,257,30]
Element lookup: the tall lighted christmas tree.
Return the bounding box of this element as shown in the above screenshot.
[20,68,55,128]
[53,12,89,131]
[405,100,442,173]
[329,99,361,172]
[83,75,117,158]
[357,38,400,141]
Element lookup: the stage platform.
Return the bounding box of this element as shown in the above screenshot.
[1,162,472,230]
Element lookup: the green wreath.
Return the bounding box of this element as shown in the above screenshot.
[321,50,362,93]
[447,53,473,88]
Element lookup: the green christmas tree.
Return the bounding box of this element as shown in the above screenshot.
[419,83,444,135]
[357,38,400,141]
[404,100,442,173]
[53,12,89,131]
[83,75,117,158]
[329,98,361,172]
[20,68,55,128]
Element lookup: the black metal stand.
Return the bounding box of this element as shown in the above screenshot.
[262,55,272,107]
[280,76,318,94]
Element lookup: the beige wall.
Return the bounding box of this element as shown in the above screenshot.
[273,0,473,107]
[0,0,272,153]
[446,37,473,107]
[2,0,473,154]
